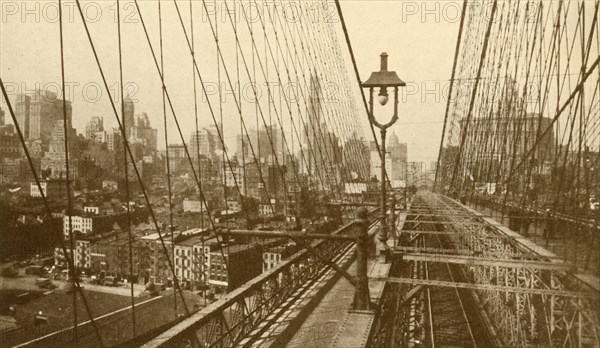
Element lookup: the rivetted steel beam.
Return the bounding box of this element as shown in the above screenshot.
[393,246,565,262]
[478,198,600,231]
[372,277,594,298]
[399,230,515,239]
[394,246,476,255]
[216,229,357,241]
[403,220,484,225]
[326,202,379,207]
[401,253,575,272]
[400,284,424,306]
[289,236,357,288]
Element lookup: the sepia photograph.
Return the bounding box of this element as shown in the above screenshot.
[0,0,598,347]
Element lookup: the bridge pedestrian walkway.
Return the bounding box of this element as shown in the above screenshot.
[282,210,408,348]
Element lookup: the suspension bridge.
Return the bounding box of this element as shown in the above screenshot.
[0,0,599,347]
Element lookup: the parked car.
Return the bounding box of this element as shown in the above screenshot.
[102,276,117,286]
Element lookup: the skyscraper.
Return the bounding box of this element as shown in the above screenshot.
[130,113,158,153]
[236,134,250,163]
[304,72,322,176]
[14,90,71,145]
[190,128,217,159]
[41,119,77,179]
[388,132,407,181]
[343,135,370,181]
[15,94,31,140]
[86,116,104,140]
[123,95,135,139]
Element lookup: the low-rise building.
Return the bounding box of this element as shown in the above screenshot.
[140,231,177,285]
[263,244,300,272]
[0,125,21,161]
[183,198,207,213]
[258,203,275,217]
[62,213,128,239]
[208,243,262,292]
[89,233,140,280]
[30,179,68,201]
[54,230,140,281]
[173,236,217,289]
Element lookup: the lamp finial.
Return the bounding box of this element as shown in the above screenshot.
[380,52,389,71]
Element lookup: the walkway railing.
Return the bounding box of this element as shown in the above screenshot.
[142,209,379,348]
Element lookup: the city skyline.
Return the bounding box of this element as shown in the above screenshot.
[1,1,598,347]
[0,0,465,164]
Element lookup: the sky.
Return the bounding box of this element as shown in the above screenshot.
[0,0,462,165]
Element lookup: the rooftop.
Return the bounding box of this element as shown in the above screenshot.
[175,235,217,247]
[140,231,181,241]
[209,243,261,255]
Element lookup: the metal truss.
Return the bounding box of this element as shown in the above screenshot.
[367,261,419,347]
[368,193,600,348]
[141,215,378,348]
[437,194,599,347]
[399,253,574,272]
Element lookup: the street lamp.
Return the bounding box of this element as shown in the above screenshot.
[362,52,406,262]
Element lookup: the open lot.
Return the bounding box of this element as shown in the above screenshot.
[0,287,149,347]
[0,272,205,348]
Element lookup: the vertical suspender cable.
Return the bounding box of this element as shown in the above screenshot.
[116,0,136,336]
[157,0,177,316]
[0,78,105,346]
[434,0,469,191]
[58,0,78,343]
[189,0,207,305]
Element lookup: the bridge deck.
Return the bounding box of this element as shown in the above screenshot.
[282,212,407,348]
[139,194,599,348]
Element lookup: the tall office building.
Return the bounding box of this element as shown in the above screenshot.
[343,135,370,181]
[388,132,408,181]
[123,95,135,138]
[14,90,71,145]
[190,128,217,159]
[15,94,31,140]
[86,116,104,140]
[0,107,20,161]
[41,119,77,179]
[304,72,322,176]
[236,134,250,163]
[130,113,158,153]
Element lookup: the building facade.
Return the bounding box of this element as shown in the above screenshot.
[15,90,72,145]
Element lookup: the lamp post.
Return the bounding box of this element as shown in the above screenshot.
[362,52,406,262]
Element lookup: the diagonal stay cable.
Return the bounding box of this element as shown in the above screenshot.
[115,0,137,335]
[0,79,104,347]
[334,0,392,190]
[73,0,191,316]
[58,0,79,343]
[435,0,469,191]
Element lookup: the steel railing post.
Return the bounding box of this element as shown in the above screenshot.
[354,207,371,310]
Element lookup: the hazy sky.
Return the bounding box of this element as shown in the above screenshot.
[0,0,461,164]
